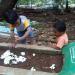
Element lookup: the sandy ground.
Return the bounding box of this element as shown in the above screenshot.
[0,66,58,75]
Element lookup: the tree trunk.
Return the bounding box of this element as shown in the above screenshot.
[66,0,68,9]
[65,0,70,12]
[0,0,18,17]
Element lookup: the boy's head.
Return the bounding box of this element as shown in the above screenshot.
[53,20,66,37]
[4,10,19,25]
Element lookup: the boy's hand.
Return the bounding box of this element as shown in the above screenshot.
[49,43,56,48]
[9,43,16,49]
[9,36,19,48]
[15,35,20,43]
[50,43,60,50]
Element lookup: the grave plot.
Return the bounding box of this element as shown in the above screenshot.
[0,41,62,73]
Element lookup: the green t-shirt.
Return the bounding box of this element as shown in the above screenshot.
[58,42,75,75]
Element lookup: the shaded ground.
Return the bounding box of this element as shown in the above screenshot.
[24,11,75,46]
[1,9,75,46]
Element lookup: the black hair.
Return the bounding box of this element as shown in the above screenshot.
[4,10,18,24]
[53,20,66,32]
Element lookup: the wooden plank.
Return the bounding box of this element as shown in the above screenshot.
[0,32,61,54]
[0,42,61,52]
[0,32,10,38]
[0,66,58,75]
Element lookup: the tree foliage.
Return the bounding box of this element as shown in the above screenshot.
[17,0,75,12]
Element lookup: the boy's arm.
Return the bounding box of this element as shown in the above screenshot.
[50,38,65,50]
[51,39,64,50]
[9,24,17,48]
[15,19,30,41]
[56,38,64,49]
[19,27,31,40]
[9,24,16,44]
[50,43,61,50]
[9,24,14,31]
[17,19,30,40]
[9,24,15,37]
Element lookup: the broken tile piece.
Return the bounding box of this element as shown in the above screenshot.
[31,67,36,71]
[32,53,36,56]
[50,64,55,70]
[0,50,27,65]
[21,52,25,56]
